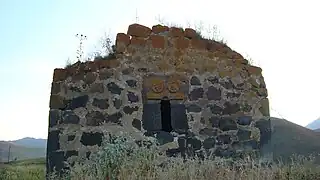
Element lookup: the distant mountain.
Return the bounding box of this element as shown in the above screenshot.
[0,137,47,162]
[306,117,320,130]
[9,137,47,148]
[314,128,320,132]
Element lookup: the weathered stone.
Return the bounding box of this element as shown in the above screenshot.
[184,28,198,39]
[85,111,105,126]
[219,117,237,131]
[216,134,232,145]
[92,98,109,110]
[99,69,113,80]
[67,135,75,141]
[259,98,270,116]
[156,131,174,145]
[256,88,268,97]
[169,27,184,37]
[49,95,66,109]
[126,79,137,88]
[203,138,216,149]
[190,76,201,85]
[189,88,204,100]
[123,106,139,114]
[152,25,169,34]
[199,128,218,136]
[107,82,123,95]
[214,147,235,158]
[51,82,61,94]
[207,76,219,84]
[208,104,223,115]
[187,137,202,150]
[226,92,241,99]
[237,116,252,125]
[237,129,251,141]
[80,132,103,146]
[132,118,141,130]
[209,116,220,128]
[65,150,78,161]
[122,67,134,75]
[127,23,151,38]
[191,39,207,50]
[49,109,61,127]
[206,86,221,100]
[246,65,262,75]
[127,91,139,103]
[130,37,147,47]
[89,83,104,93]
[187,104,202,113]
[175,37,190,49]
[220,79,234,89]
[255,118,271,146]
[62,110,80,124]
[84,72,97,84]
[223,102,240,115]
[66,95,89,110]
[106,112,123,124]
[113,98,122,109]
[116,33,130,52]
[241,103,252,112]
[150,35,165,49]
[47,151,65,174]
[47,130,60,153]
[53,68,67,82]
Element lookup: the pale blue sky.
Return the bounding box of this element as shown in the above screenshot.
[0,0,319,140]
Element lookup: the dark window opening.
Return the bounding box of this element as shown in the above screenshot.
[160,99,173,132]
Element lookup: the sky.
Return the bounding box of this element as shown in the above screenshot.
[0,0,319,141]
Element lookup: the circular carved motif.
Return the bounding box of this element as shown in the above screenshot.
[167,80,180,93]
[151,80,165,93]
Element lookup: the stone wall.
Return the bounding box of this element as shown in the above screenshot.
[47,23,271,175]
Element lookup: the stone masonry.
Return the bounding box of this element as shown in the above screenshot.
[47,23,272,175]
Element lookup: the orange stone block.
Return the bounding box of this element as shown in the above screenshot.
[246,65,262,75]
[169,27,184,37]
[130,36,147,46]
[191,39,206,50]
[152,24,169,34]
[127,23,151,38]
[116,33,130,46]
[184,28,197,39]
[53,68,67,82]
[150,35,165,49]
[175,37,190,50]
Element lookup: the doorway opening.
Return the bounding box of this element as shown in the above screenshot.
[160,99,173,132]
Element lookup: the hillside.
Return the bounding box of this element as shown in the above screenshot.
[0,141,46,163]
[270,117,320,163]
[9,137,47,148]
[306,118,320,130]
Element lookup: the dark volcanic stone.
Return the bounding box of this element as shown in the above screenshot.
[216,134,232,145]
[67,135,75,141]
[199,128,218,136]
[226,92,241,98]
[190,76,201,85]
[219,117,237,131]
[203,138,216,149]
[49,95,66,109]
[126,79,137,88]
[237,129,251,141]
[187,104,202,113]
[223,102,240,115]
[189,88,204,101]
[113,98,122,109]
[80,132,103,146]
[65,150,78,159]
[51,82,61,94]
[107,82,123,95]
[209,116,220,128]
[66,95,89,110]
[255,118,272,146]
[86,111,105,126]
[127,92,139,103]
[156,131,174,145]
[207,76,219,84]
[47,130,60,153]
[206,86,221,100]
[123,106,139,114]
[62,110,80,124]
[85,152,91,159]
[89,83,104,93]
[235,83,245,90]
[132,118,141,130]
[92,98,109,109]
[220,79,234,89]
[106,112,123,124]
[237,116,252,125]
[214,147,235,158]
[84,72,97,84]
[47,151,65,174]
[122,67,134,75]
[99,70,113,80]
[187,137,202,150]
[49,109,61,127]
[208,104,223,115]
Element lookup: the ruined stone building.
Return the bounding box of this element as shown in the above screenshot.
[47,23,272,175]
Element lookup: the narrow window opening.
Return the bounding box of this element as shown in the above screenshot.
[160,99,173,132]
